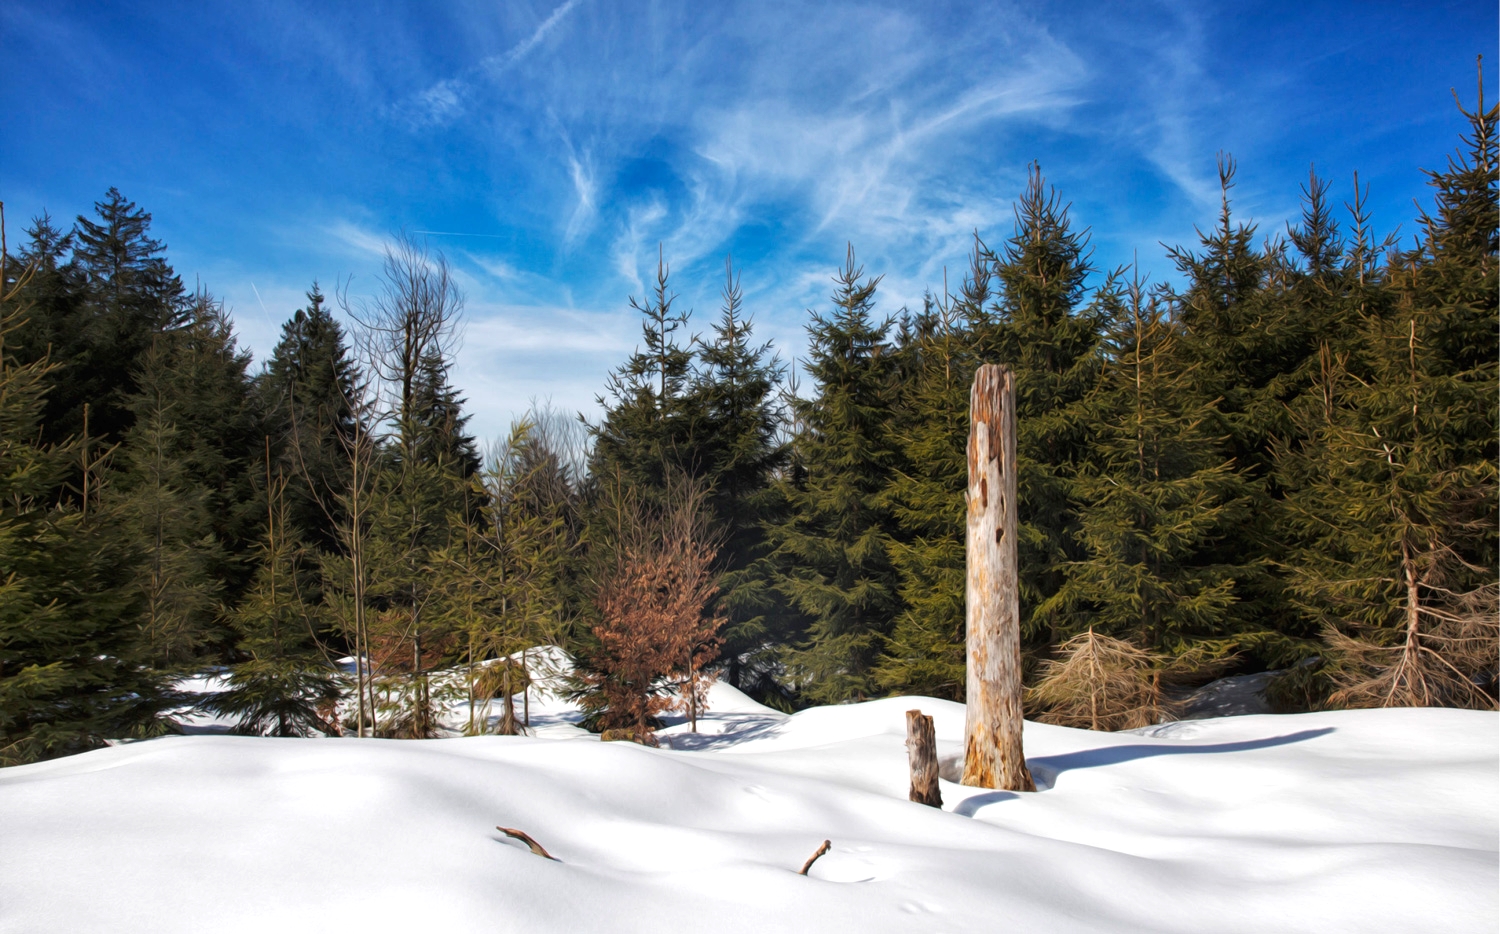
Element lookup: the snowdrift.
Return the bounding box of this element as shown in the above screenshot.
[1,675,1494,933]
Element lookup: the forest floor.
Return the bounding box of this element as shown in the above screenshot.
[1,651,1495,933]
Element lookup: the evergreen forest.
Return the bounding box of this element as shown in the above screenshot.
[1,86,1494,765]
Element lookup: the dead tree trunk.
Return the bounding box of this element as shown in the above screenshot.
[962,364,1035,792]
[906,709,942,807]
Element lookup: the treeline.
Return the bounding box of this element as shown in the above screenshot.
[1,87,1494,763]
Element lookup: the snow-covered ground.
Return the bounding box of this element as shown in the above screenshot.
[2,652,1495,933]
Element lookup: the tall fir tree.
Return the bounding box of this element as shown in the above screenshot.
[258,284,360,556]
[875,251,992,699]
[112,336,227,667]
[1278,75,1498,708]
[589,247,703,491]
[62,189,188,446]
[981,167,1104,646]
[204,463,340,736]
[770,246,902,703]
[1042,274,1254,655]
[689,258,790,696]
[0,234,170,763]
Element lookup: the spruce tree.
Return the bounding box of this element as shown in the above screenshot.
[62,189,187,445]
[112,337,226,667]
[875,251,992,699]
[982,167,1103,646]
[690,258,789,695]
[8,215,87,444]
[204,464,340,736]
[589,247,703,491]
[259,284,359,555]
[1279,76,1498,708]
[1167,155,1277,450]
[0,236,169,763]
[1163,157,1290,638]
[1042,275,1253,655]
[110,290,259,664]
[770,246,901,703]
[1248,170,1405,671]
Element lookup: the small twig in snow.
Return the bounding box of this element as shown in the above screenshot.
[798,839,831,875]
[497,826,557,860]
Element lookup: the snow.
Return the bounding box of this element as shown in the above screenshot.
[1,653,1494,933]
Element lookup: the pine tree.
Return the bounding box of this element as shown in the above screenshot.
[203,460,340,736]
[875,250,992,699]
[690,258,789,695]
[1042,274,1253,655]
[770,246,901,703]
[112,336,226,667]
[589,246,703,491]
[61,189,187,445]
[259,284,359,555]
[982,167,1104,645]
[0,223,170,763]
[1280,74,1498,709]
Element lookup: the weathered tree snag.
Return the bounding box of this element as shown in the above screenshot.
[798,840,831,875]
[497,826,557,860]
[906,709,943,807]
[962,364,1036,792]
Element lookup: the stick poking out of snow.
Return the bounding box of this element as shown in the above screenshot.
[798,839,831,876]
[497,826,557,861]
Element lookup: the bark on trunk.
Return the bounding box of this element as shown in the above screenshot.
[906,709,943,807]
[499,662,519,735]
[962,364,1035,792]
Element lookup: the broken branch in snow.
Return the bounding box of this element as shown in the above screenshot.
[497,826,557,860]
[798,839,831,875]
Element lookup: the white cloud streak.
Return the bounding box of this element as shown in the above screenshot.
[481,0,584,78]
[398,0,585,128]
[351,1,1295,431]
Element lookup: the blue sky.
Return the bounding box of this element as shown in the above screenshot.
[2,1,1494,440]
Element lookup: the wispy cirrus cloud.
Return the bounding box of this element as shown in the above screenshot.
[322,219,391,261]
[287,2,1245,427]
[395,0,586,128]
[29,0,1461,441]
[480,0,583,78]
[589,5,1089,325]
